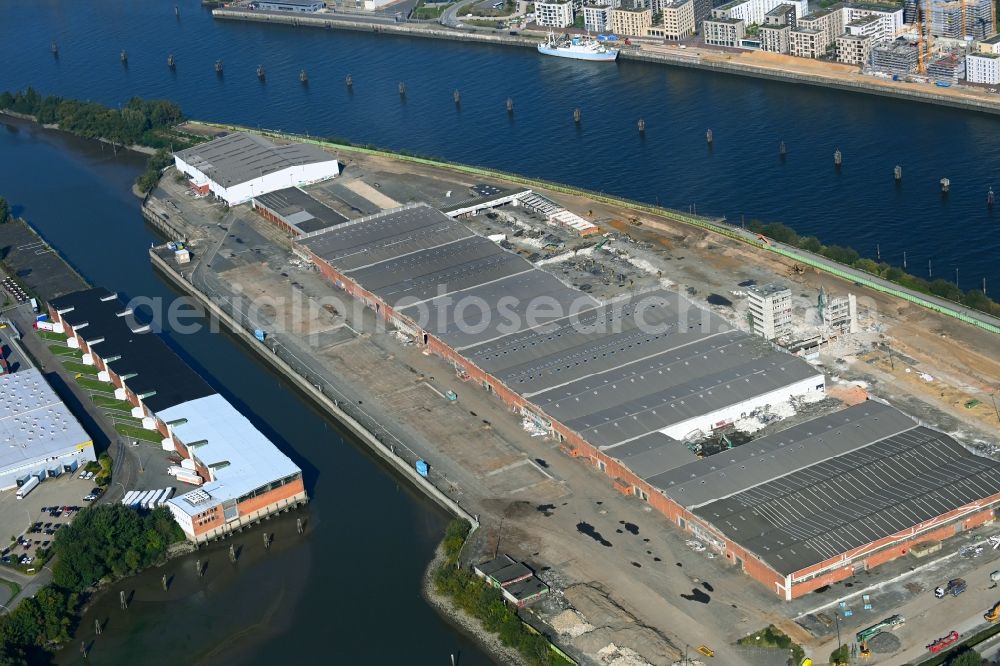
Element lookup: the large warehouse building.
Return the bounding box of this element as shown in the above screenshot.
[0,367,95,491]
[49,288,307,542]
[294,202,1000,599]
[173,132,340,206]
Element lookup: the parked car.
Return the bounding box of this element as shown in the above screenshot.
[83,495,97,502]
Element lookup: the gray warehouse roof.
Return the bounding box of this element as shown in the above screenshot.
[253,187,347,234]
[659,401,915,507]
[692,404,1000,576]
[530,329,821,448]
[298,204,475,272]
[603,431,700,480]
[174,132,336,188]
[0,368,92,473]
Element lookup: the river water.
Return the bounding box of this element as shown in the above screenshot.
[1,0,999,288]
[0,119,493,665]
[1,1,998,662]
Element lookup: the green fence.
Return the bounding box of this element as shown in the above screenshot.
[196,122,1000,336]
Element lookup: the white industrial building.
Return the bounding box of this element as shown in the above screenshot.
[967,52,1000,83]
[173,132,340,207]
[0,368,95,491]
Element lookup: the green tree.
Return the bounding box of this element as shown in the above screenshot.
[946,648,985,666]
[0,197,9,224]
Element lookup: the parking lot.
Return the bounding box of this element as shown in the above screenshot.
[0,470,102,570]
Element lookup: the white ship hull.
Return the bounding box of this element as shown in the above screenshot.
[537,42,619,62]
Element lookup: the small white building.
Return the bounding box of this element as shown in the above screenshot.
[966,52,1000,83]
[747,282,792,340]
[173,133,340,207]
[535,0,575,27]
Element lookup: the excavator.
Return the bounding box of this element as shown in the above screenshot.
[985,601,1000,622]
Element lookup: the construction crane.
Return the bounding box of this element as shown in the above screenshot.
[916,0,928,74]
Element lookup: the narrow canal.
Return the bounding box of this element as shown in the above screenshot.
[0,118,493,665]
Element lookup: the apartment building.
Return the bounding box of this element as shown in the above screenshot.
[657,0,696,39]
[835,32,873,65]
[704,16,747,45]
[967,52,1000,83]
[583,4,613,30]
[979,34,1000,54]
[536,0,575,27]
[791,4,845,57]
[611,6,653,34]
[712,0,807,25]
[789,27,825,57]
[845,2,903,43]
[759,3,796,52]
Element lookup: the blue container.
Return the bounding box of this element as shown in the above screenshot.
[254,329,267,342]
[415,459,429,477]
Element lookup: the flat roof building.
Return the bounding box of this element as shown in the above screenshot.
[535,0,576,27]
[967,52,1000,83]
[174,132,340,206]
[256,0,326,11]
[252,186,348,236]
[49,288,307,542]
[292,200,1000,598]
[746,283,792,340]
[611,7,653,35]
[836,31,874,65]
[0,367,95,490]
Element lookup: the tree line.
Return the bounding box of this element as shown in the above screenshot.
[0,87,201,194]
[0,88,182,149]
[0,504,183,665]
[748,220,1000,317]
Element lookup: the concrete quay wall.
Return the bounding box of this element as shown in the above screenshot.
[148,247,480,531]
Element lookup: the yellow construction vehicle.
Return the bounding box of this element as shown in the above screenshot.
[860,641,871,659]
[985,601,1000,622]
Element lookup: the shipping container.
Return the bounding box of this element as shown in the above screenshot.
[175,473,203,486]
[144,489,165,510]
[16,476,40,499]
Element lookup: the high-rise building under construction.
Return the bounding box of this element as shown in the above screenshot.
[905,0,995,39]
